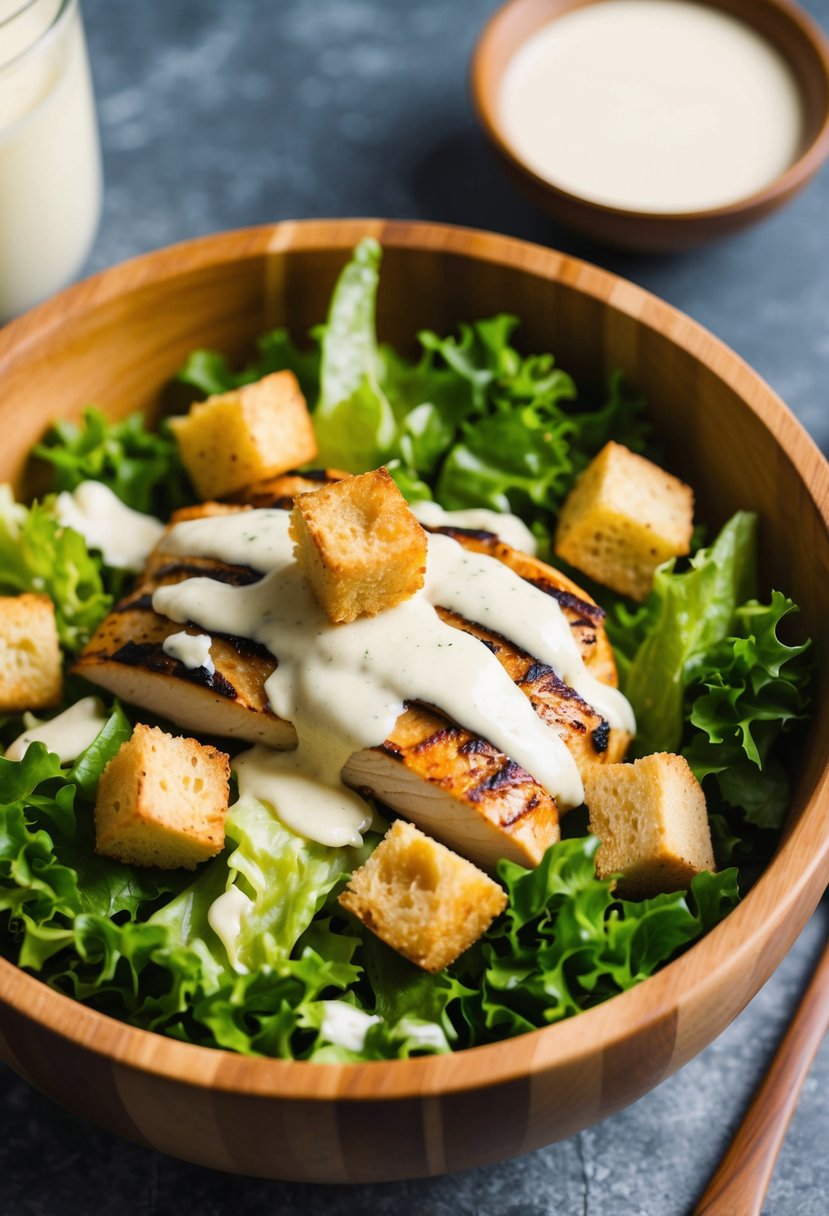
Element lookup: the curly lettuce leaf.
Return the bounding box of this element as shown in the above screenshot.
[177,328,321,406]
[436,409,579,516]
[344,930,467,1059]
[34,407,192,517]
[2,762,366,1056]
[0,740,186,978]
[683,592,812,832]
[0,486,111,652]
[609,514,813,851]
[619,511,758,755]
[0,746,743,1059]
[454,838,739,1043]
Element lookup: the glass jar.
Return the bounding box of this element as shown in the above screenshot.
[0,0,102,320]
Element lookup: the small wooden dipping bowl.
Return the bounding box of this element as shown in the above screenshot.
[0,220,827,1181]
[472,0,829,251]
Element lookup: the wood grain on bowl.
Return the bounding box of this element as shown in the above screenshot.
[0,220,827,1182]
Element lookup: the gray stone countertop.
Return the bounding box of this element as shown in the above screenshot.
[2,1,828,1212]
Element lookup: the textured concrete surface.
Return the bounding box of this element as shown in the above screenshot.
[1,0,828,1212]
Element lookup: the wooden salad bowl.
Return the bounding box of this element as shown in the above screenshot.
[0,220,827,1182]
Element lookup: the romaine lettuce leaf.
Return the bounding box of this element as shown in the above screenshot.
[314,236,397,470]
[619,511,758,755]
[223,794,354,970]
[0,487,111,652]
[609,515,813,850]
[67,700,132,798]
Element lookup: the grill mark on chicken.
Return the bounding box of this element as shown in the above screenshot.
[592,722,610,754]
[520,666,586,705]
[295,468,330,482]
[468,760,530,800]
[430,525,500,544]
[110,640,239,699]
[114,593,154,614]
[523,661,553,685]
[410,725,462,755]
[459,738,492,756]
[149,561,262,587]
[542,585,605,624]
[233,468,348,508]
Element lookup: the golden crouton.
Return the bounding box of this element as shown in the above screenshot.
[95,724,230,870]
[339,820,507,972]
[169,371,318,500]
[584,753,715,898]
[290,466,427,623]
[555,442,694,602]
[0,593,62,712]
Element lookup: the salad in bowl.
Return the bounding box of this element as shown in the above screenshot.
[0,238,813,1067]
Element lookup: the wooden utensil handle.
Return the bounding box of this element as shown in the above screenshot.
[693,929,829,1216]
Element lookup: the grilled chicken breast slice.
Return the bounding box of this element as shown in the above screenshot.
[75,494,629,870]
[235,471,619,686]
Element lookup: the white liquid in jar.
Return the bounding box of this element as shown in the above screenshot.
[0,0,102,318]
[500,0,804,214]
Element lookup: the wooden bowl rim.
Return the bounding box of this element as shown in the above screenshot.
[471,0,829,226]
[0,217,827,1103]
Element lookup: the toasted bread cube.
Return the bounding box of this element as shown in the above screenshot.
[290,467,427,623]
[555,442,694,601]
[95,724,230,870]
[585,753,715,898]
[339,820,507,972]
[0,593,62,712]
[169,371,318,500]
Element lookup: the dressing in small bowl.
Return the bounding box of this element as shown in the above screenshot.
[472,0,829,250]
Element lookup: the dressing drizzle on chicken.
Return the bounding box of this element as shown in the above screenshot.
[74,481,634,871]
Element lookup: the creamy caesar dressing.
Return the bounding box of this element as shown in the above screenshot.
[234,745,372,848]
[154,511,586,813]
[395,1017,450,1052]
[425,534,634,734]
[162,630,215,674]
[411,500,537,555]
[206,884,253,973]
[153,507,635,846]
[319,1001,381,1052]
[55,481,164,572]
[500,0,804,213]
[157,508,289,572]
[5,695,107,763]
